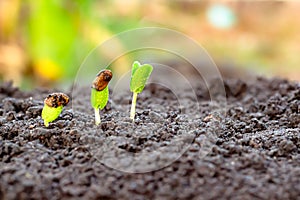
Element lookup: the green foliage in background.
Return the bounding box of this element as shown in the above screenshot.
[2,0,299,87]
[24,0,140,84]
[27,1,78,79]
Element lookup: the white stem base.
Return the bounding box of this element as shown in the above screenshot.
[130,92,138,121]
[94,108,101,125]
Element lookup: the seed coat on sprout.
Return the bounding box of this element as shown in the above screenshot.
[42,93,69,127]
[91,69,113,125]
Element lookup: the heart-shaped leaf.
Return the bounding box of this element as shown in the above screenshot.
[130,61,153,93]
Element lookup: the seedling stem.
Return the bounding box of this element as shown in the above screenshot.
[130,92,138,120]
[94,108,101,125]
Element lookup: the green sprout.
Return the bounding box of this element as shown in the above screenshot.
[42,93,70,127]
[130,61,153,121]
[91,69,113,125]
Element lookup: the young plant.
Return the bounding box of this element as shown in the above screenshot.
[91,69,113,125]
[130,61,153,121]
[42,93,70,127]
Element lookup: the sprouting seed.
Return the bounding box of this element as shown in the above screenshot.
[91,69,113,125]
[42,93,69,127]
[130,61,153,121]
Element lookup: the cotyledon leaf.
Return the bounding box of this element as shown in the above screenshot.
[91,86,109,110]
[130,63,153,93]
[42,105,63,127]
[131,61,140,77]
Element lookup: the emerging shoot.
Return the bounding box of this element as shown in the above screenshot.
[91,69,113,125]
[130,61,153,121]
[42,93,70,127]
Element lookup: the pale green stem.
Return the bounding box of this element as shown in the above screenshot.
[94,108,101,125]
[44,121,49,127]
[130,92,138,121]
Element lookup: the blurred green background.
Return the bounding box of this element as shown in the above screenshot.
[0,0,299,89]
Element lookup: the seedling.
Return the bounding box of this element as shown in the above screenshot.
[42,93,69,127]
[91,69,113,125]
[130,61,153,121]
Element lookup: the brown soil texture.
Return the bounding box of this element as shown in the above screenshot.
[0,77,300,200]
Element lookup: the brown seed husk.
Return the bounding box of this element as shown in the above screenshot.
[44,93,70,108]
[92,69,113,91]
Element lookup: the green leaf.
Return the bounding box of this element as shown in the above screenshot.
[91,87,109,110]
[130,62,153,93]
[131,61,140,77]
[42,105,63,127]
[27,1,77,77]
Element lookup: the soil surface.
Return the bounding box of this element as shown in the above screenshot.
[0,77,299,200]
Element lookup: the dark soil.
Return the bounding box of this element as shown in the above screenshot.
[0,77,299,200]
